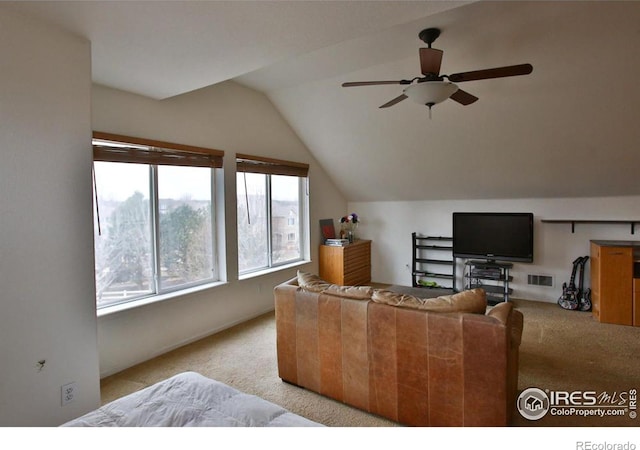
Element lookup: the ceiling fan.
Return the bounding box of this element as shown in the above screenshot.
[341,28,533,115]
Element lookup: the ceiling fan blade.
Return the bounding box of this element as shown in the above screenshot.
[419,48,443,76]
[448,63,533,83]
[342,80,409,87]
[450,89,478,106]
[379,94,408,109]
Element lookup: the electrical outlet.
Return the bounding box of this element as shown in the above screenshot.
[61,382,77,406]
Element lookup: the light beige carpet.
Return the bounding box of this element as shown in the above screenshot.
[100,298,640,427]
[511,298,640,427]
[101,310,395,427]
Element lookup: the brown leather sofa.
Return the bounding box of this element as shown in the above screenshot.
[274,274,524,426]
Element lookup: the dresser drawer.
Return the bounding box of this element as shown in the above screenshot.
[343,266,371,286]
[344,244,370,263]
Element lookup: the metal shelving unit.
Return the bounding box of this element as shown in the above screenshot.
[412,233,455,290]
[463,260,513,304]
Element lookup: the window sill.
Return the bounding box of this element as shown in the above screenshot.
[97,281,228,318]
[97,260,311,317]
[238,260,312,281]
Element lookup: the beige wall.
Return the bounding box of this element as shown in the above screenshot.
[92,82,347,377]
[350,195,640,303]
[0,7,100,426]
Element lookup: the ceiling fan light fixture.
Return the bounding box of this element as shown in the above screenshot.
[403,81,458,106]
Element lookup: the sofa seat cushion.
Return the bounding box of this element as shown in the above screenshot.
[371,288,487,314]
[297,271,373,300]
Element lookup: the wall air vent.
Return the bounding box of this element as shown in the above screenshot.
[527,274,554,287]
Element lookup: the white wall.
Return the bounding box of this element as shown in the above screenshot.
[351,196,640,302]
[92,83,346,377]
[0,8,100,425]
[6,3,636,429]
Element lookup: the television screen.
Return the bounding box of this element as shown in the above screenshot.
[452,212,534,263]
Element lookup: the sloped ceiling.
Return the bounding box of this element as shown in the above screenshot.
[7,1,640,201]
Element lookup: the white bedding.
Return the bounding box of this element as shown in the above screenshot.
[62,371,322,427]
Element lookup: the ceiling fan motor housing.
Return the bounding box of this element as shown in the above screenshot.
[418,28,441,47]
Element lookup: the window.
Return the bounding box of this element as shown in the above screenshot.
[236,154,309,275]
[92,132,224,309]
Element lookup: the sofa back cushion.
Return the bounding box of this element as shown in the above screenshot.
[297,271,331,292]
[296,271,486,310]
[371,288,487,314]
[297,271,373,300]
[323,284,374,300]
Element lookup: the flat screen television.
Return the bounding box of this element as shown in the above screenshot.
[452,212,534,263]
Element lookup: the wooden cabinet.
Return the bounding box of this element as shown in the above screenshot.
[590,241,635,326]
[319,239,371,286]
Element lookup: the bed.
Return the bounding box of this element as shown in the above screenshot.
[62,371,322,427]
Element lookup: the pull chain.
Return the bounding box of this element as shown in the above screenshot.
[243,171,251,224]
[92,163,102,236]
[426,102,435,120]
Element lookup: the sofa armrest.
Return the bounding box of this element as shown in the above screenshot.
[486,302,523,348]
[510,309,524,347]
[282,277,299,287]
[486,301,513,324]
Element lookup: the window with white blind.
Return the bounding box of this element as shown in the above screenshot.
[236,154,309,275]
[92,132,224,309]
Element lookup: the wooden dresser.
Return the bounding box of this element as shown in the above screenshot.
[590,240,639,326]
[319,239,371,286]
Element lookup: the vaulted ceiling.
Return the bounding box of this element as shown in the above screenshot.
[8,1,640,201]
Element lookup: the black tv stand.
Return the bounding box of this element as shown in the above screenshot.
[464,260,513,304]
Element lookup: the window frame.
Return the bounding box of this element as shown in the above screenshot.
[92,132,225,311]
[236,154,310,277]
